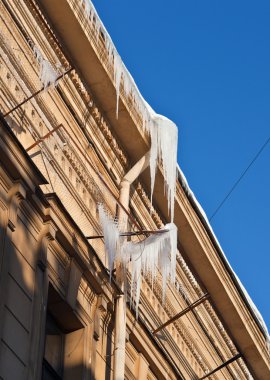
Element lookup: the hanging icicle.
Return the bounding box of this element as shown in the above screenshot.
[114,53,123,118]
[81,0,178,311]
[98,204,120,279]
[122,223,178,316]
[98,209,178,317]
[147,106,178,221]
[32,45,58,89]
[81,0,178,222]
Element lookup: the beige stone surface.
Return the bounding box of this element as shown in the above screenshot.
[0,0,269,379]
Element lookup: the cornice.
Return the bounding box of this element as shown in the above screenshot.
[140,278,217,378]
[136,183,163,229]
[25,0,129,170]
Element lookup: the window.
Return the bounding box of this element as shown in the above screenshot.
[42,285,84,380]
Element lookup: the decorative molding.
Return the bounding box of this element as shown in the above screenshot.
[93,295,109,341]
[0,2,257,378]
[7,181,27,231]
[66,258,83,309]
[25,0,129,170]
[37,222,57,270]
[136,182,163,228]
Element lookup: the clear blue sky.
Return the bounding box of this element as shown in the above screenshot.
[93,1,270,329]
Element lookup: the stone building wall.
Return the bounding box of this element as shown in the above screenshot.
[0,1,268,379]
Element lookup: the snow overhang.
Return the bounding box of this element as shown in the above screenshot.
[37,0,270,378]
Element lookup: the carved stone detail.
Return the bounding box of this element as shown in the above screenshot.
[66,258,83,309]
[7,182,26,231]
[136,183,163,228]
[26,0,128,169]
[93,295,111,340]
[37,223,57,270]
[0,2,255,379]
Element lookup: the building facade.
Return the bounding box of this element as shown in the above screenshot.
[0,0,269,379]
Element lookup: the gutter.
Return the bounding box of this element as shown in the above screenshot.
[113,151,150,380]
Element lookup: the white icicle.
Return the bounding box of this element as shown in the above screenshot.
[149,121,158,206]
[146,105,178,222]
[39,59,58,89]
[98,204,119,279]
[33,45,58,89]
[114,53,123,118]
[167,222,177,283]
[81,1,178,222]
[97,201,178,316]
[81,0,179,313]
[122,223,178,316]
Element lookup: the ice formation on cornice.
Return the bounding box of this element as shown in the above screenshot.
[81,0,178,221]
[33,45,58,89]
[99,208,178,316]
[98,204,119,280]
[147,105,178,221]
[123,223,177,316]
[76,0,270,357]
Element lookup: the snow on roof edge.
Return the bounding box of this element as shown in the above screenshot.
[85,0,269,348]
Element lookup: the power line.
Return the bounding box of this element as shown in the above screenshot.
[210,135,270,221]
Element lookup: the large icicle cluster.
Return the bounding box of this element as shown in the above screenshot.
[123,223,177,316]
[98,204,119,279]
[80,0,178,221]
[147,106,178,221]
[99,208,177,316]
[33,45,58,89]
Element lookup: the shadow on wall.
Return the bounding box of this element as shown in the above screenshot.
[0,114,112,379]
[0,204,39,379]
[0,204,97,379]
[105,311,114,380]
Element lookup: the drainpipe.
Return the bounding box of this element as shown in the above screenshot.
[113,151,150,380]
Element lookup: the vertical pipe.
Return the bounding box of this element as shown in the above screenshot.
[113,152,150,380]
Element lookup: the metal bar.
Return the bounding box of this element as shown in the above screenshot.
[26,124,63,152]
[86,229,169,239]
[3,68,73,117]
[152,294,210,335]
[199,353,242,379]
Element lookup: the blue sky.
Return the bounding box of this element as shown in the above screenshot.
[93,1,270,329]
